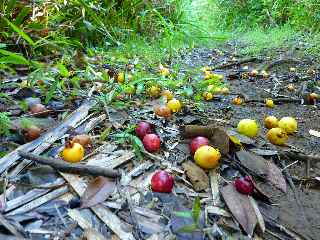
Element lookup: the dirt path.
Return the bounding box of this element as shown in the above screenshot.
[179,47,320,239]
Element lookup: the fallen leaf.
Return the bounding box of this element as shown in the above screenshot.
[249,196,265,233]
[210,127,229,155]
[266,161,287,193]
[227,130,255,145]
[309,129,320,138]
[182,161,209,191]
[80,176,116,208]
[236,150,268,176]
[221,184,257,236]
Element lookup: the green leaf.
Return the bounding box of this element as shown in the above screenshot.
[57,63,70,78]
[192,197,201,223]
[14,6,31,26]
[176,224,198,233]
[4,18,35,45]
[0,49,29,65]
[173,211,193,218]
[45,80,58,104]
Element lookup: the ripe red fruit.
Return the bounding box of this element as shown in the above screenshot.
[190,136,209,155]
[135,121,152,139]
[143,134,160,152]
[151,170,174,193]
[234,176,254,195]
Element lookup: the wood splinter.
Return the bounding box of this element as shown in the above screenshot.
[18,151,121,178]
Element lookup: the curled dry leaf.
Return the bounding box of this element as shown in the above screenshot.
[80,176,116,208]
[221,184,257,236]
[182,161,209,192]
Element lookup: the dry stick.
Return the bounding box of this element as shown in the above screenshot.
[18,151,120,178]
[212,57,261,70]
[245,97,301,104]
[262,58,302,71]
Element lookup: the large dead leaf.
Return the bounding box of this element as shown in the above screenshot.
[209,127,229,155]
[80,176,116,208]
[266,161,287,193]
[236,150,268,176]
[182,161,209,191]
[221,184,257,236]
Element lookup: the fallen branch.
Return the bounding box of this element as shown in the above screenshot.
[213,57,261,70]
[18,151,121,178]
[245,98,301,104]
[262,58,302,71]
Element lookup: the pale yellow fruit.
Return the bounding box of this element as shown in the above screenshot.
[265,99,275,108]
[266,128,288,146]
[278,117,298,134]
[194,145,221,169]
[237,119,259,138]
[264,116,279,129]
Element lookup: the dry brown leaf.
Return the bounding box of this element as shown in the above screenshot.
[182,161,209,191]
[80,176,116,208]
[221,184,257,236]
[266,161,287,193]
[236,150,268,176]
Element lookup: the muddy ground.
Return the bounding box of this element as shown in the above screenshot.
[179,47,320,239]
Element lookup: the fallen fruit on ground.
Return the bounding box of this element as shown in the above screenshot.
[143,133,160,152]
[261,70,269,78]
[289,67,296,72]
[234,176,254,195]
[24,125,41,141]
[194,145,221,169]
[264,116,279,129]
[151,170,174,193]
[124,84,135,95]
[30,103,46,114]
[72,134,92,147]
[232,97,243,105]
[159,64,170,76]
[148,86,161,98]
[287,84,295,91]
[135,121,153,139]
[249,69,258,77]
[161,90,174,101]
[237,119,259,137]
[203,92,213,101]
[167,98,182,113]
[265,99,274,108]
[61,142,85,163]
[221,87,229,95]
[116,72,125,84]
[154,105,172,118]
[278,117,298,134]
[308,93,319,104]
[190,136,209,155]
[266,127,288,146]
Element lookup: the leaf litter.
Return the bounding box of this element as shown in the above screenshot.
[0,47,319,240]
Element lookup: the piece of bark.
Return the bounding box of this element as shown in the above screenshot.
[18,151,121,178]
[6,186,69,216]
[82,228,106,240]
[62,173,136,240]
[87,150,134,169]
[0,213,24,238]
[182,161,209,192]
[0,100,96,176]
[209,169,220,206]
